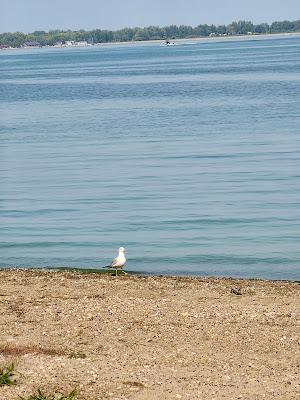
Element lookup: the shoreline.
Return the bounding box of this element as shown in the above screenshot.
[0,269,299,399]
[106,31,300,46]
[1,31,300,51]
[1,265,299,283]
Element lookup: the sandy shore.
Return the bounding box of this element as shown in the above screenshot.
[2,32,300,52]
[0,269,299,399]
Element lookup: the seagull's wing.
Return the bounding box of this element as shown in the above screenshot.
[110,256,119,268]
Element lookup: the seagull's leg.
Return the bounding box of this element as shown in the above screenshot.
[115,269,118,277]
[122,270,128,275]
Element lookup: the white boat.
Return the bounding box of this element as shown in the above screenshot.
[160,40,176,46]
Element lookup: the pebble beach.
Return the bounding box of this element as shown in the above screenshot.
[0,269,299,399]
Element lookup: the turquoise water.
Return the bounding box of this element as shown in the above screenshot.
[1,36,300,279]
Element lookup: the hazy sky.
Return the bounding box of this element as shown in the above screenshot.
[1,0,300,33]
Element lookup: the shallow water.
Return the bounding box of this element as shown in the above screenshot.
[1,36,300,279]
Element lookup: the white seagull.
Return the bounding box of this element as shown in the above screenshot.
[106,247,127,276]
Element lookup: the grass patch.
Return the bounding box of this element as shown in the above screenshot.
[68,351,86,359]
[0,363,17,386]
[18,388,78,400]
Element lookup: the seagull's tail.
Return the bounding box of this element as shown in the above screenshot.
[103,265,112,269]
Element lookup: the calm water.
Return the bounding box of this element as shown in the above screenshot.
[1,36,300,279]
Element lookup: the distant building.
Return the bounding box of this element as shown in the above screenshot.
[64,41,90,47]
[76,41,89,46]
[23,41,40,47]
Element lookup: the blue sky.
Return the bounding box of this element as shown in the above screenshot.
[0,0,299,33]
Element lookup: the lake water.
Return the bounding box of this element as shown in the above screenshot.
[1,36,300,280]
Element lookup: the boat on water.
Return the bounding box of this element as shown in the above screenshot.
[161,40,176,46]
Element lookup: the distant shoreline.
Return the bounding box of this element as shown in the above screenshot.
[107,31,300,46]
[1,31,300,51]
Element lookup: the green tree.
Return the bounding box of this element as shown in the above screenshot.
[1,19,300,48]
[254,23,270,34]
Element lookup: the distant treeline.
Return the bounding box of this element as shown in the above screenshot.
[1,19,300,48]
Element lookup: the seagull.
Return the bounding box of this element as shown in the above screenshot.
[105,247,127,276]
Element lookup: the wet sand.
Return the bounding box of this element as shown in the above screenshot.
[0,269,299,399]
